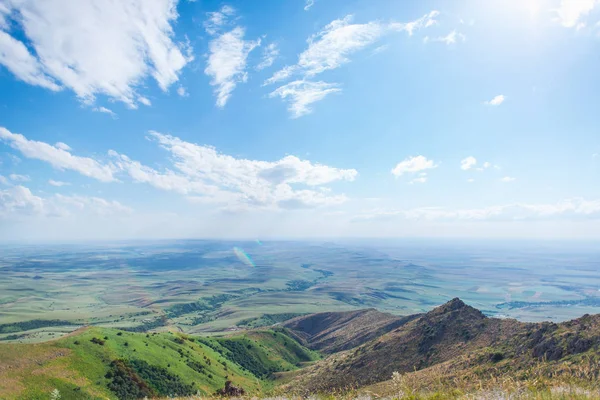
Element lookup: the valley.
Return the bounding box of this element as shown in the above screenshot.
[1,240,599,343]
[1,299,599,399]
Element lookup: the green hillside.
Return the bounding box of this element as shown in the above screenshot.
[0,326,318,400]
[2,299,600,400]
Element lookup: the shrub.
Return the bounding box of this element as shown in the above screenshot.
[90,337,105,346]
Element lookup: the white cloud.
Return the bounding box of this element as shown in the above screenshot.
[263,65,298,86]
[138,96,152,106]
[0,30,61,91]
[0,127,117,182]
[410,176,427,184]
[2,126,357,212]
[176,86,188,97]
[0,3,10,29]
[304,0,315,11]
[0,185,131,219]
[431,30,466,45]
[269,80,341,118]
[93,106,117,118]
[204,5,236,35]
[396,11,439,35]
[256,43,279,70]
[554,0,598,28]
[205,26,260,107]
[485,94,506,106]
[501,176,516,182]
[111,131,357,210]
[204,6,261,107]
[482,161,491,169]
[391,155,437,177]
[0,175,8,185]
[53,193,132,216]
[467,178,475,183]
[0,0,191,107]
[460,156,477,170]
[372,45,389,55]
[354,198,600,222]
[277,13,437,79]
[48,179,70,187]
[265,12,437,115]
[54,142,72,151]
[9,173,30,182]
[296,16,387,76]
[0,185,45,217]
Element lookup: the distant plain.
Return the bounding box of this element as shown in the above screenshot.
[1,239,599,342]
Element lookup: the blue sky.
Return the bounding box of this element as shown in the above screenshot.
[1,0,600,241]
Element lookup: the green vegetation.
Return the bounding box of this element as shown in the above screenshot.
[0,320,76,334]
[128,359,195,396]
[166,294,238,319]
[236,313,306,328]
[213,330,320,378]
[0,325,318,399]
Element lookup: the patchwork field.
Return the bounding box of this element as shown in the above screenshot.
[1,239,599,342]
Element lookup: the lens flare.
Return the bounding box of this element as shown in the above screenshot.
[233,247,256,267]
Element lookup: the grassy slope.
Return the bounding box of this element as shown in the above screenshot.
[0,326,318,400]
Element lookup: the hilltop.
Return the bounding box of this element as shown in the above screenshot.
[1,299,599,399]
[283,298,600,394]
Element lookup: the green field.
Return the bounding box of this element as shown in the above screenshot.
[1,240,599,342]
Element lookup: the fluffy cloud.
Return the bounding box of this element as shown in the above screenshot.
[0,0,191,107]
[256,43,279,70]
[269,80,341,117]
[353,198,600,222]
[112,131,357,210]
[501,176,516,182]
[554,0,598,28]
[0,30,61,91]
[0,185,130,219]
[265,11,438,116]
[460,156,477,170]
[391,155,437,177]
[204,7,261,107]
[0,127,117,182]
[485,94,505,106]
[2,126,357,211]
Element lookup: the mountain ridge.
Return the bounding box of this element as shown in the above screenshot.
[282,298,600,393]
[1,298,599,399]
